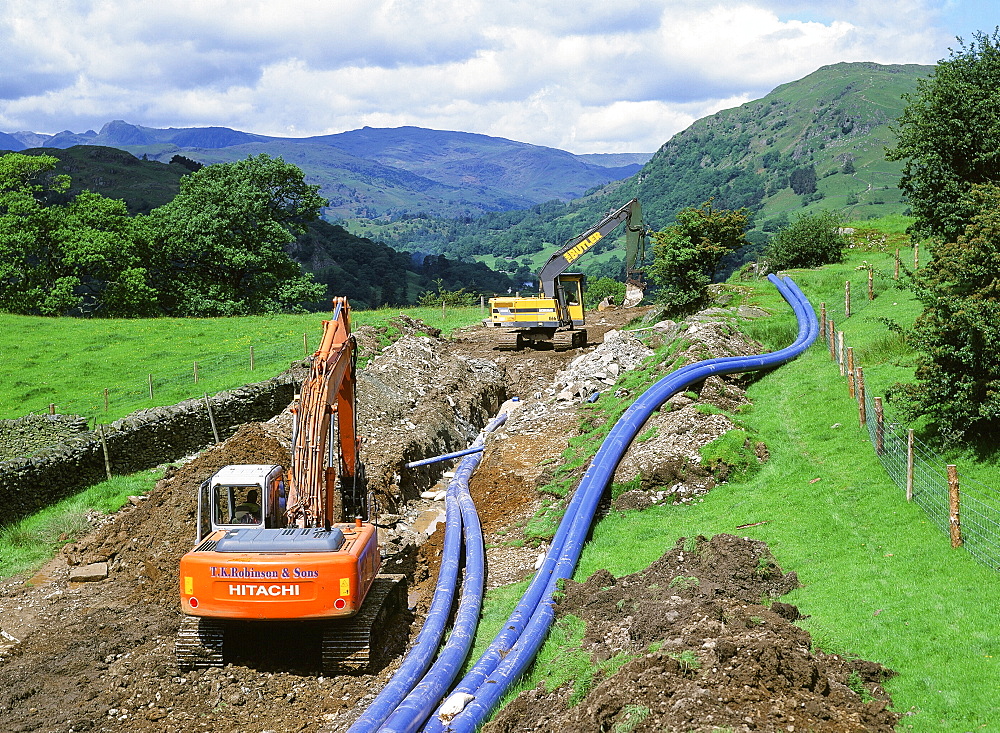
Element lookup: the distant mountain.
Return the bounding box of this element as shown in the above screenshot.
[359,62,933,269]
[3,120,650,219]
[0,131,24,151]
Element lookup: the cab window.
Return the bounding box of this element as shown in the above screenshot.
[214,485,262,525]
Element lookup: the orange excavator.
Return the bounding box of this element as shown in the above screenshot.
[176,297,405,672]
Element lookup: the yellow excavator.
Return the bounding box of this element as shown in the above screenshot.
[484,198,645,350]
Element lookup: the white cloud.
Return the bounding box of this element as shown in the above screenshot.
[0,0,956,152]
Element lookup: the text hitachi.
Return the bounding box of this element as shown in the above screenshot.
[228,584,301,596]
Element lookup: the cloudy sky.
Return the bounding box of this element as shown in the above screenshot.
[1,0,996,153]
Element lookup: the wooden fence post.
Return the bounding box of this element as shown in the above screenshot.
[847,347,856,397]
[838,332,845,376]
[828,317,836,360]
[856,367,867,427]
[104,387,109,412]
[874,397,884,454]
[204,393,220,444]
[894,248,900,280]
[845,280,851,318]
[868,269,874,300]
[906,429,915,501]
[148,374,153,399]
[820,302,827,340]
[948,464,962,548]
[250,345,255,372]
[914,244,919,270]
[193,361,199,384]
[49,403,55,415]
[98,424,112,481]
[303,333,309,357]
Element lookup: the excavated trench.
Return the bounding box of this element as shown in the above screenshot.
[0,306,899,733]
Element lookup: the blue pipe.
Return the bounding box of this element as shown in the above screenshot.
[424,275,817,732]
[377,446,487,732]
[405,445,484,469]
[347,414,506,733]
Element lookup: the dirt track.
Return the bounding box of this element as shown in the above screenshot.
[0,305,898,732]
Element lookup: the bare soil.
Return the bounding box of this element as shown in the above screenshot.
[0,304,900,733]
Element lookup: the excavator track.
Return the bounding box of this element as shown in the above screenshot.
[175,616,225,671]
[321,574,407,673]
[497,332,523,351]
[552,329,588,351]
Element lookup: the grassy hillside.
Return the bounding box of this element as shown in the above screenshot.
[0,306,487,425]
[475,241,1000,731]
[8,145,189,214]
[357,62,930,265]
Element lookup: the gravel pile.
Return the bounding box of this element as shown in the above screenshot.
[551,329,654,403]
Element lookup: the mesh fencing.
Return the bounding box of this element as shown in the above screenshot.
[829,325,1000,572]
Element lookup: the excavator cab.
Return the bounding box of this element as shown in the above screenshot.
[195,464,284,542]
[555,273,585,327]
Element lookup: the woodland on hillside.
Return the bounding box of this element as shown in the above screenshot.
[0,149,515,316]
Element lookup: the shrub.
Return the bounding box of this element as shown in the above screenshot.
[765,210,846,270]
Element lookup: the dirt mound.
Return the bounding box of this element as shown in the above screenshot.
[485,535,899,733]
[0,303,902,733]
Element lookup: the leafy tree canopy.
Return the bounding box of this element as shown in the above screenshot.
[889,183,1000,442]
[0,153,155,316]
[648,200,749,313]
[0,152,329,317]
[142,154,327,316]
[888,29,1000,243]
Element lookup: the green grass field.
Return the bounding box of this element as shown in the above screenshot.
[476,233,1000,731]
[0,305,486,424]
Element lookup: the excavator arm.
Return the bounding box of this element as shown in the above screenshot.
[284,296,363,528]
[536,198,645,297]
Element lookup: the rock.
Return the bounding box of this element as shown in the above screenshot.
[69,562,108,582]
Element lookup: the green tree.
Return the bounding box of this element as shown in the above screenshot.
[764,210,846,270]
[583,276,627,309]
[888,29,1000,243]
[889,184,1000,441]
[147,154,326,316]
[648,200,749,312]
[0,153,156,316]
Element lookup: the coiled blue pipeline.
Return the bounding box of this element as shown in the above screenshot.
[423,274,817,732]
[347,414,506,733]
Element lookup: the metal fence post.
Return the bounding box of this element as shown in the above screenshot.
[906,429,915,502]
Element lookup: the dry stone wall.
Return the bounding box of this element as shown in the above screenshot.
[0,372,303,527]
[0,415,90,461]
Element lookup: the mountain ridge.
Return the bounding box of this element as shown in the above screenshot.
[2,121,650,219]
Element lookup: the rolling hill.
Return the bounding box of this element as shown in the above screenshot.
[3,122,649,219]
[356,62,933,270]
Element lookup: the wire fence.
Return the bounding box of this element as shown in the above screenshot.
[15,335,311,427]
[821,309,1000,572]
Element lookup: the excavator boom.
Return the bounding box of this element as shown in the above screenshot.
[537,198,644,297]
[285,296,362,527]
